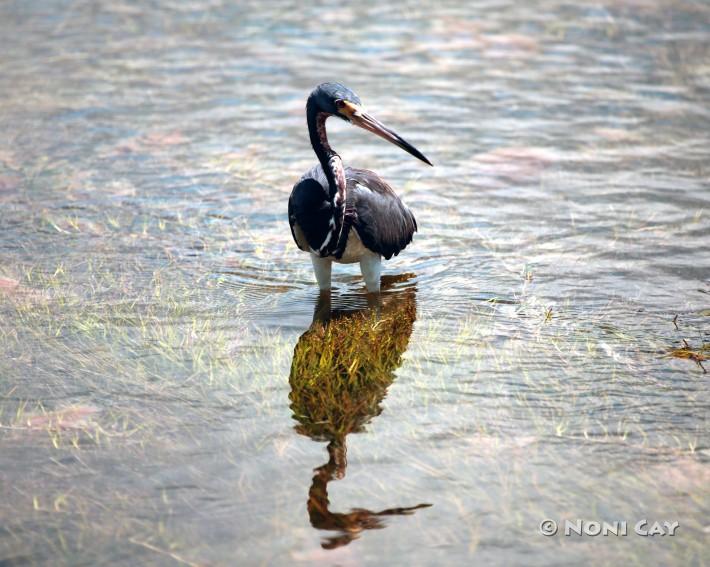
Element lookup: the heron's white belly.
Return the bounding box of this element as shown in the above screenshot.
[332,228,374,264]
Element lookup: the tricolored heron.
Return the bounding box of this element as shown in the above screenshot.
[288,83,432,293]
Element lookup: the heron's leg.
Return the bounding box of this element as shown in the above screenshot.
[359,253,382,293]
[310,254,332,291]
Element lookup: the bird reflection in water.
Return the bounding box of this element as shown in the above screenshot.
[289,276,430,549]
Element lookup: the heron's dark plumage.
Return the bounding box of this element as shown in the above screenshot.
[346,168,417,260]
[288,177,332,253]
[288,166,417,260]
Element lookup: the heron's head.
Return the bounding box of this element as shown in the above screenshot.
[308,82,432,166]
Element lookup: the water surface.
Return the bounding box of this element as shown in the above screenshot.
[1,1,708,565]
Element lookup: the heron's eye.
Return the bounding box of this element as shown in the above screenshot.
[335,99,346,111]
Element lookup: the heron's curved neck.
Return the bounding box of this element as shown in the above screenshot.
[307,101,346,203]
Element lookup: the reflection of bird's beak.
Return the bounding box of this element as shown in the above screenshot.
[340,101,433,166]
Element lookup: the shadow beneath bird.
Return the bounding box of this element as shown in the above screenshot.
[288,274,431,549]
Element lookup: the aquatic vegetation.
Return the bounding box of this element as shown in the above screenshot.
[289,289,416,440]
[667,340,708,372]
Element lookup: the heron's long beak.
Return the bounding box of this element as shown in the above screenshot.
[340,101,433,166]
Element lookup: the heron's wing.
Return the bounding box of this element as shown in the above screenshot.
[346,168,417,260]
[289,177,332,252]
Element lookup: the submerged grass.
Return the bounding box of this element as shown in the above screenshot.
[0,207,707,565]
[0,254,707,564]
[289,288,416,442]
[0,254,276,451]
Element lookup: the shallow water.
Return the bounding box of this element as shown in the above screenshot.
[1,1,708,565]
